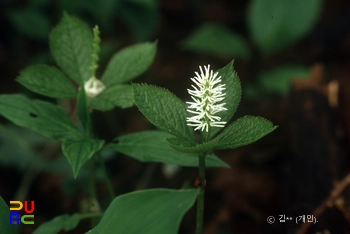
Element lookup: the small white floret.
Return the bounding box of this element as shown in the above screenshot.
[84,77,106,98]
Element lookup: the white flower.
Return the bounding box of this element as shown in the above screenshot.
[84,77,106,98]
[186,65,227,132]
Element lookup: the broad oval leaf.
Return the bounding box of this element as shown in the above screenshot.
[0,94,82,141]
[89,84,134,111]
[107,131,229,168]
[17,64,77,98]
[62,138,104,178]
[248,0,322,54]
[50,12,93,84]
[133,84,195,143]
[33,214,83,234]
[215,116,277,150]
[0,197,16,234]
[206,61,241,139]
[101,41,157,86]
[87,189,198,234]
[182,23,250,59]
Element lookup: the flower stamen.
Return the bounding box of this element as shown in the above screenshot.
[186,65,227,132]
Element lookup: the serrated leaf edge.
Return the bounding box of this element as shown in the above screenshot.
[214,115,278,150]
[132,83,195,143]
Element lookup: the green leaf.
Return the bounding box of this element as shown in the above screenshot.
[207,61,241,139]
[215,116,277,150]
[133,84,195,143]
[50,12,93,84]
[0,197,16,234]
[62,138,104,178]
[248,0,322,54]
[16,64,77,99]
[87,189,198,234]
[165,136,219,154]
[258,65,311,95]
[89,84,134,111]
[101,42,157,86]
[107,131,229,168]
[8,8,50,40]
[0,94,82,141]
[33,214,82,234]
[182,23,250,59]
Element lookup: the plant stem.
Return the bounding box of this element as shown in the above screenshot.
[89,159,97,199]
[14,165,38,201]
[196,153,206,234]
[88,158,97,227]
[97,154,115,200]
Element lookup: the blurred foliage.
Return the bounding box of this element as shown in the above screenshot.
[248,0,322,55]
[7,0,159,42]
[258,66,310,94]
[119,0,159,41]
[244,66,311,99]
[182,0,322,96]
[182,23,250,59]
[6,0,322,96]
[0,125,50,169]
[0,123,113,197]
[7,8,50,40]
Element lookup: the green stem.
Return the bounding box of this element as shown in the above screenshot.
[89,158,97,227]
[196,153,206,234]
[14,165,38,201]
[97,154,115,200]
[89,159,97,199]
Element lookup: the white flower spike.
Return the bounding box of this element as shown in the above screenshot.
[186,65,227,132]
[84,76,106,98]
